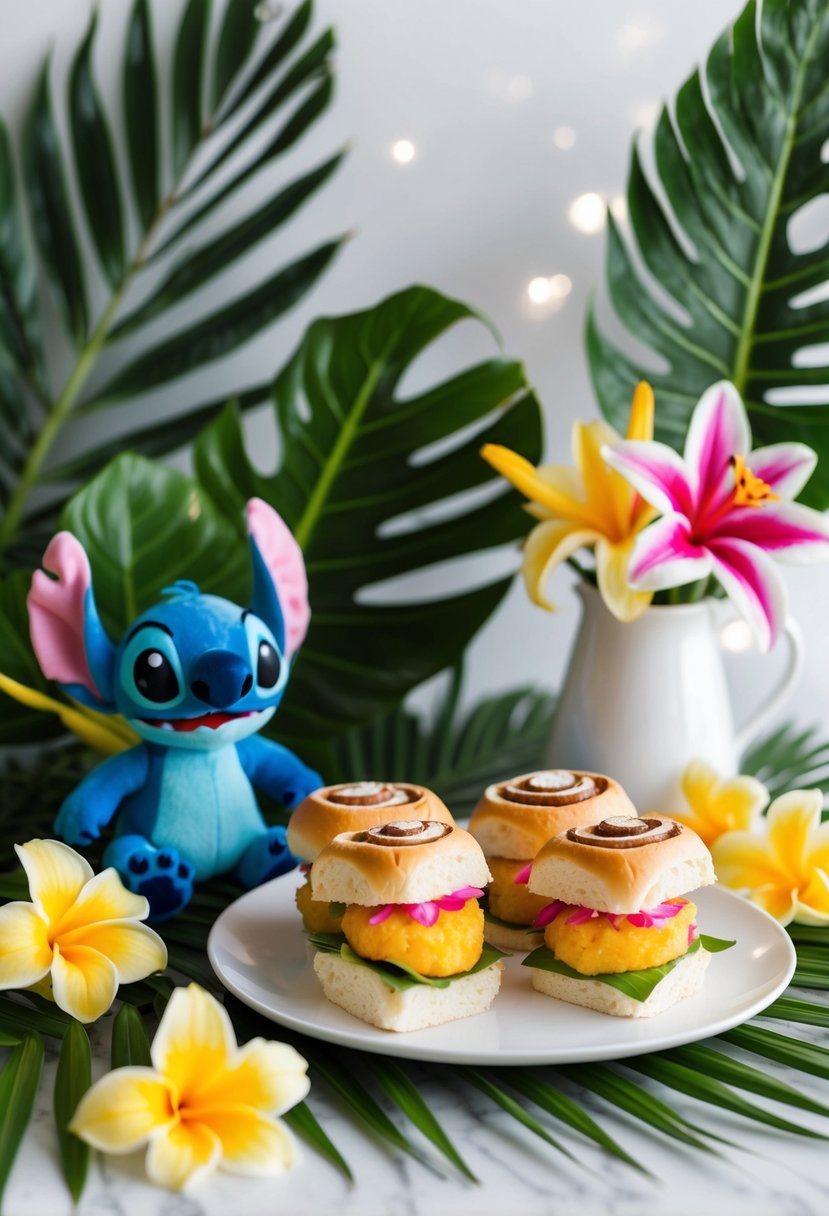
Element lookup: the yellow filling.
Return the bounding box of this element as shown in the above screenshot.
[296,878,344,935]
[342,898,484,978]
[487,856,549,925]
[543,899,696,975]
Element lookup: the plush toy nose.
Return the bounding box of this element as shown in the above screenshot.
[190,650,253,709]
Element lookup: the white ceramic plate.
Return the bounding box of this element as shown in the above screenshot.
[207,871,796,1065]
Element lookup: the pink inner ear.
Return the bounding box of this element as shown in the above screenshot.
[28,532,100,696]
[246,498,310,658]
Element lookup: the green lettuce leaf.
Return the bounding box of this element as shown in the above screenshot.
[522,936,735,1003]
[308,932,507,993]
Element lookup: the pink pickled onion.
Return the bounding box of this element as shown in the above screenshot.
[532,900,686,932]
[368,886,485,927]
[513,862,533,885]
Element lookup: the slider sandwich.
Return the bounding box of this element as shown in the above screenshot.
[287,782,454,933]
[523,815,733,1018]
[308,819,503,1032]
[469,770,636,950]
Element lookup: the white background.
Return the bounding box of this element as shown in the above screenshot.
[2,0,828,737]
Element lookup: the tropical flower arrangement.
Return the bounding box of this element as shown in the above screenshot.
[484,380,829,652]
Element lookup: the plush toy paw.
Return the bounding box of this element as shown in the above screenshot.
[103,835,195,923]
[234,826,298,889]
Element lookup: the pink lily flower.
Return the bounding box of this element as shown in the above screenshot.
[602,381,829,651]
[368,886,484,928]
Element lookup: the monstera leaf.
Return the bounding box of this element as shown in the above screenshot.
[588,0,829,507]
[195,285,543,744]
[0,0,343,572]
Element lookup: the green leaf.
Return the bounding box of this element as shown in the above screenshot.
[0,570,64,744]
[123,0,159,231]
[667,1040,829,1117]
[227,0,313,115]
[93,241,342,404]
[171,0,212,178]
[368,1057,477,1182]
[212,0,261,111]
[454,1067,573,1160]
[69,12,125,287]
[111,1003,152,1070]
[196,286,543,744]
[59,453,248,639]
[589,0,829,509]
[308,932,506,993]
[0,121,43,388]
[282,1102,353,1182]
[0,1032,45,1207]
[722,1022,829,1082]
[560,1063,718,1154]
[0,996,69,1042]
[23,60,87,346]
[502,1069,651,1168]
[760,994,829,1027]
[522,937,734,1002]
[54,1019,91,1203]
[626,1053,828,1140]
[742,720,829,798]
[113,153,345,338]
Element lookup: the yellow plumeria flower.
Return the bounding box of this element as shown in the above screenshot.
[712,789,829,924]
[71,984,310,1191]
[0,839,166,1023]
[671,759,769,848]
[482,382,657,622]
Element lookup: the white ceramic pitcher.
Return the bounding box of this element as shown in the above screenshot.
[546,582,804,813]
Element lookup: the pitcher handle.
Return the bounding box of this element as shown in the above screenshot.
[725,614,804,756]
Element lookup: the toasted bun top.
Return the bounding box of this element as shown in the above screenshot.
[310,821,491,905]
[287,782,455,862]
[468,770,635,859]
[528,815,715,912]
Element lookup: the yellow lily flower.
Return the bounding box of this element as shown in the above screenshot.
[71,984,310,1191]
[670,759,769,848]
[482,381,657,621]
[0,839,166,1022]
[712,789,829,924]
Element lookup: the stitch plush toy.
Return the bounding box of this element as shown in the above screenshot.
[27,498,322,921]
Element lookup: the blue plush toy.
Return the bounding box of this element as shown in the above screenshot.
[28,498,322,920]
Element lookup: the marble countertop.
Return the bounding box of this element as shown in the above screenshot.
[5,1014,829,1216]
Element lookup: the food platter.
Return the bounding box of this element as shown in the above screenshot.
[208,870,796,1065]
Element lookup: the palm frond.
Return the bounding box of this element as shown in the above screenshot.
[589,0,829,508]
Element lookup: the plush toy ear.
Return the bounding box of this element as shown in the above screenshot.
[27,532,117,710]
[246,498,309,660]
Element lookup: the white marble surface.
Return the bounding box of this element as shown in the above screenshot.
[5,1007,829,1216]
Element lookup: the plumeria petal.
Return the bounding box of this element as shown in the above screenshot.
[152,984,235,1097]
[710,831,787,893]
[58,919,167,983]
[14,839,93,926]
[748,443,817,500]
[51,943,119,1023]
[766,789,823,872]
[480,444,598,527]
[628,514,713,590]
[707,538,786,652]
[70,1066,177,1151]
[674,759,768,847]
[522,520,600,610]
[50,868,150,938]
[594,536,653,622]
[714,501,829,563]
[0,902,52,988]
[145,1122,222,1192]
[191,1040,310,1115]
[684,381,751,501]
[796,869,829,923]
[601,439,695,517]
[194,1107,298,1176]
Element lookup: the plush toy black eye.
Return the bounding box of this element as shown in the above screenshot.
[257,640,280,689]
[134,649,179,703]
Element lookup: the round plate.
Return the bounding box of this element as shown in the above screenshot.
[207,871,796,1065]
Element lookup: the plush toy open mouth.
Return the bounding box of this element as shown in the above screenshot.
[142,710,258,733]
